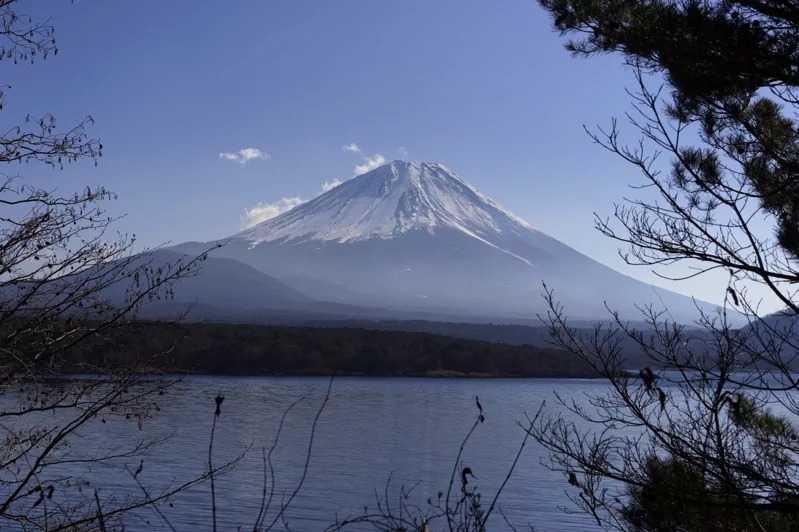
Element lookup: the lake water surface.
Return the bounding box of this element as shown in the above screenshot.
[45,377,611,531]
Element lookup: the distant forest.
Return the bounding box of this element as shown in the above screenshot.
[301,318,658,367]
[302,319,557,346]
[80,322,597,378]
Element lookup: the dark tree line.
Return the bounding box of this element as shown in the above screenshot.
[79,321,595,378]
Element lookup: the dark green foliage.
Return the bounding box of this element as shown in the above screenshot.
[543,0,798,103]
[620,393,799,529]
[729,393,797,441]
[622,456,799,532]
[616,395,799,531]
[75,322,595,378]
[540,0,799,259]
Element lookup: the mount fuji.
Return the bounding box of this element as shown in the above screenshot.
[171,161,722,323]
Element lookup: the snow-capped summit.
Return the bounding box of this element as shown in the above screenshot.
[240,161,536,248]
[179,160,725,322]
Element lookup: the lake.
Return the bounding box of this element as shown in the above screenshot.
[31,377,611,531]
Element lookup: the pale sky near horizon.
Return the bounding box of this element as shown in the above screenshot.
[6,1,785,313]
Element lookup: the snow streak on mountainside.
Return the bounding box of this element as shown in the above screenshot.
[238,161,555,265]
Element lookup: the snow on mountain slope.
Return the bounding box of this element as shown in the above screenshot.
[181,160,736,323]
[238,161,559,266]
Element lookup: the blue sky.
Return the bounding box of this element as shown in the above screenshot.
[8,1,781,311]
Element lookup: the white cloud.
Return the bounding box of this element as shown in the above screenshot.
[397,146,408,158]
[321,178,342,193]
[239,142,389,229]
[341,143,361,153]
[343,141,387,175]
[241,177,343,229]
[219,148,270,165]
[354,153,386,175]
[240,197,304,229]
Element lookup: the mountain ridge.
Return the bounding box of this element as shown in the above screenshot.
[169,160,739,324]
[237,161,553,267]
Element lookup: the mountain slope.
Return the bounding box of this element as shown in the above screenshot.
[239,161,571,267]
[176,161,731,323]
[106,250,467,323]
[98,250,308,314]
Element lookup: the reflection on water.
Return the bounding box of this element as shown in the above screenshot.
[13,377,610,531]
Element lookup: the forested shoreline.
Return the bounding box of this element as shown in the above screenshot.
[75,321,597,378]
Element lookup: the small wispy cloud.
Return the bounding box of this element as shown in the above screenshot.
[343,142,386,175]
[354,153,386,175]
[240,197,304,229]
[321,178,342,193]
[219,148,270,165]
[240,177,345,229]
[397,146,408,158]
[341,143,361,153]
